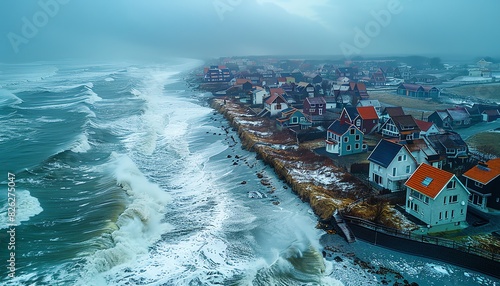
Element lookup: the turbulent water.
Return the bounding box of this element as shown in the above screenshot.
[0,59,498,286]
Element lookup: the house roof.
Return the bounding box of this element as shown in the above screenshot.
[265,93,287,105]
[398,83,423,92]
[305,97,326,105]
[391,115,420,132]
[235,78,252,85]
[269,88,285,96]
[383,106,405,117]
[368,139,404,168]
[434,110,450,120]
[356,106,379,120]
[463,158,500,185]
[446,107,469,121]
[344,106,359,119]
[405,163,454,199]
[482,109,500,116]
[327,120,357,136]
[358,99,381,108]
[426,132,467,152]
[414,119,435,132]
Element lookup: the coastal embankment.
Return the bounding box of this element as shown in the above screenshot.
[209,97,375,222]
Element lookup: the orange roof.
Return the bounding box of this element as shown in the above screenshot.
[414,119,434,132]
[269,88,285,96]
[405,163,454,199]
[356,106,379,120]
[356,82,367,91]
[235,78,251,85]
[463,158,500,184]
[278,77,287,82]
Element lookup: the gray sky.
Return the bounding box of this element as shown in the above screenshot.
[1,0,499,63]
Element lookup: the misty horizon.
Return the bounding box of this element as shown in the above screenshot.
[1,0,499,64]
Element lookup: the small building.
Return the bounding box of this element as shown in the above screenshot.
[380,115,421,141]
[462,158,500,212]
[424,132,468,168]
[252,89,269,105]
[354,106,379,134]
[380,106,405,123]
[405,163,469,233]
[368,139,417,192]
[482,109,500,122]
[396,83,440,98]
[414,119,440,137]
[357,99,382,117]
[303,97,326,117]
[276,108,312,131]
[326,120,366,156]
[263,92,289,117]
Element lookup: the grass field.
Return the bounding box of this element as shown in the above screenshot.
[369,91,455,119]
[466,131,500,157]
[445,83,500,103]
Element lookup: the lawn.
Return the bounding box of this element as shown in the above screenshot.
[445,83,500,103]
[466,131,500,158]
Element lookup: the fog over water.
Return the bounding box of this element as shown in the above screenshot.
[1,0,500,63]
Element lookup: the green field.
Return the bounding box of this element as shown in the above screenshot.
[466,131,500,157]
[445,83,500,102]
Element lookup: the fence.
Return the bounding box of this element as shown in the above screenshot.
[342,214,500,262]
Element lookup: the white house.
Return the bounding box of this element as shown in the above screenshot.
[252,89,268,105]
[263,93,289,117]
[405,163,469,233]
[368,139,417,192]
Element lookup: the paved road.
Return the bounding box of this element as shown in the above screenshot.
[455,120,500,140]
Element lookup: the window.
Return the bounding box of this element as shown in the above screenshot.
[451,210,455,218]
[291,117,298,124]
[355,134,360,141]
[310,104,316,108]
[475,181,484,188]
[355,143,360,149]
[449,195,458,203]
[443,196,447,205]
[461,208,464,215]
[356,119,361,126]
[445,211,448,219]
[439,212,442,220]
[392,168,396,176]
[447,180,456,189]
[350,128,355,135]
[344,137,348,143]
[406,165,411,174]
[346,145,351,151]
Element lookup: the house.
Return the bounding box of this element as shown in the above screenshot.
[396,83,440,98]
[424,132,468,167]
[296,82,315,99]
[427,110,452,129]
[276,108,312,131]
[324,96,337,110]
[303,97,326,117]
[262,92,289,117]
[336,67,358,80]
[325,120,366,156]
[380,106,405,123]
[414,119,440,136]
[368,139,417,192]
[463,158,500,212]
[339,106,359,125]
[445,107,471,128]
[204,65,232,82]
[405,163,469,232]
[482,109,500,122]
[349,82,369,105]
[357,99,382,117]
[252,88,269,105]
[354,106,379,134]
[398,138,443,168]
[380,115,421,141]
[370,69,386,86]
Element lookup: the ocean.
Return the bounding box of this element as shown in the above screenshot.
[0,59,497,286]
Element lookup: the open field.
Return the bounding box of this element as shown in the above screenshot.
[369,90,455,119]
[466,131,500,157]
[444,83,500,103]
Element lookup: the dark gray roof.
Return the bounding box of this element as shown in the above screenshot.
[368,139,403,168]
[327,120,353,135]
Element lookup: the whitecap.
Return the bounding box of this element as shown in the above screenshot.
[0,190,43,229]
[71,133,92,153]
